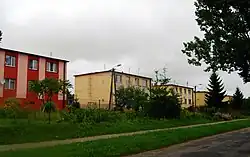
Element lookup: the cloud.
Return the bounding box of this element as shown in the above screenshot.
[1,0,250,96]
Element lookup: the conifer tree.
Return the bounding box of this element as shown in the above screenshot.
[205,71,226,108]
[231,87,244,110]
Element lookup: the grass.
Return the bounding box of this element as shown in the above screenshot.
[0,118,213,145]
[1,119,249,157]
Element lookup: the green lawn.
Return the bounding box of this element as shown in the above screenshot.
[1,119,249,157]
[0,118,213,145]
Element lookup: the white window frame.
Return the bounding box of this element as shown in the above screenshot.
[46,62,57,73]
[115,75,122,84]
[142,79,148,87]
[4,78,16,90]
[28,59,38,70]
[135,78,139,86]
[5,55,16,67]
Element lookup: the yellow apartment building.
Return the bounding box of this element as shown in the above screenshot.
[163,84,194,108]
[74,70,152,109]
[195,91,233,107]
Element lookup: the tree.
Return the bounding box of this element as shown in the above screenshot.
[154,67,171,85]
[231,87,244,110]
[29,78,72,123]
[205,71,226,108]
[182,0,250,83]
[29,80,46,105]
[0,30,2,43]
[114,86,148,111]
[145,87,181,119]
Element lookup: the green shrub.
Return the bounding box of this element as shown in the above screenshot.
[60,108,126,124]
[145,87,181,119]
[3,98,27,119]
[115,86,149,111]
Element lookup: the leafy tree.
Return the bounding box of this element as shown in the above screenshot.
[145,87,181,119]
[205,71,226,108]
[154,67,171,85]
[0,30,2,43]
[182,0,250,83]
[231,87,244,110]
[114,86,148,111]
[242,97,250,115]
[29,78,72,123]
[29,80,46,105]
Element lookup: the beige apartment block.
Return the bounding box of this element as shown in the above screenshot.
[74,70,152,109]
[161,84,194,108]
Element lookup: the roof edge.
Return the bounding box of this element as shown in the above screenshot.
[0,47,69,62]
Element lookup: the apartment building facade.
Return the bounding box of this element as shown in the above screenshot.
[195,91,233,107]
[0,48,68,109]
[164,84,194,108]
[74,70,152,109]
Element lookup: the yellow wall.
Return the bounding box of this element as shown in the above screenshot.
[75,72,112,108]
[165,85,194,108]
[75,71,151,109]
[195,91,233,107]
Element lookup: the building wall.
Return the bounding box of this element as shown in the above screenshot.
[75,71,151,109]
[0,50,67,110]
[75,72,111,108]
[166,85,193,108]
[0,50,5,104]
[195,91,233,107]
[195,92,207,107]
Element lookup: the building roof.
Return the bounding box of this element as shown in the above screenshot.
[0,47,69,62]
[161,83,194,89]
[74,70,152,80]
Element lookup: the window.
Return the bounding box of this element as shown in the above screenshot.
[46,62,57,72]
[115,75,122,83]
[135,78,139,86]
[189,99,192,105]
[184,89,186,94]
[142,79,148,87]
[179,88,182,94]
[184,98,187,104]
[28,60,38,70]
[126,76,131,85]
[188,89,191,95]
[5,55,16,67]
[4,78,15,89]
[28,80,35,91]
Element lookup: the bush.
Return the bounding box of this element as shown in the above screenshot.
[60,108,128,124]
[145,87,181,119]
[115,86,149,111]
[180,109,210,120]
[3,98,25,119]
[213,112,233,121]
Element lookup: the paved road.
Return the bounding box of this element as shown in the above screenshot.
[128,128,250,157]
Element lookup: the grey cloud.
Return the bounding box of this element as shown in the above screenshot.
[1,0,250,96]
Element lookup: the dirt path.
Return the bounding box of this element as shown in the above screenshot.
[0,119,247,152]
[127,127,250,157]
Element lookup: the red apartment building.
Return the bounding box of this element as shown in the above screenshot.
[0,48,68,109]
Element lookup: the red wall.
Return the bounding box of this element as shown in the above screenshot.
[26,55,40,109]
[3,51,18,100]
[0,50,66,110]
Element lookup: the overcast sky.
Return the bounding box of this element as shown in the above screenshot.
[1,0,250,96]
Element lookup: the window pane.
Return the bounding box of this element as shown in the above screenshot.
[46,62,50,71]
[28,60,33,69]
[10,79,15,89]
[4,79,9,89]
[34,60,38,69]
[53,63,57,72]
[12,57,16,66]
[5,56,11,65]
